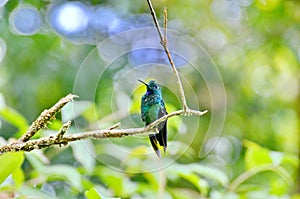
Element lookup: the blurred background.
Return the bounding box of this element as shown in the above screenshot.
[0,0,299,198]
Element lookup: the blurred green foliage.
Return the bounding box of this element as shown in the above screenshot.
[0,0,299,198]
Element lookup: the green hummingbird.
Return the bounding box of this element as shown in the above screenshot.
[138,79,168,157]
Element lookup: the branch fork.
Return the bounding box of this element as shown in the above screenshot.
[0,95,76,154]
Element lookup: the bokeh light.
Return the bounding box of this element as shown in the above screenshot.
[235,0,253,7]
[129,48,187,67]
[271,109,298,152]
[128,34,188,68]
[255,0,281,11]
[276,72,299,102]
[48,2,89,36]
[211,0,242,25]
[0,0,8,7]
[203,136,241,164]
[90,6,129,36]
[197,27,227,50]
[251,65,274,97]
[9,5,42,35]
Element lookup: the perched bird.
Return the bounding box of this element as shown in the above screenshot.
[138,79,168,157]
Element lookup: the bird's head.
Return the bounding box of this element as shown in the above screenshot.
[138,79,161,95]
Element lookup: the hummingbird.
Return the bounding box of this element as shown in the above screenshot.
[138,79,168,157]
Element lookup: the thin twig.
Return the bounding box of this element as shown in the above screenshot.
[163,7,167,43]
[146,0,164,42]
[146,0,189,112]
[106,122,121,130]
[19,94,78,142]
[55,121,71,143]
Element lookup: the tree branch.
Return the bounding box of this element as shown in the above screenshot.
[19,94,78,142]
[0,102,207,154]
[0,94,77,154]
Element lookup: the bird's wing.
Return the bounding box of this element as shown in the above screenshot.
[141,95,146,122]
[156,104,168,153]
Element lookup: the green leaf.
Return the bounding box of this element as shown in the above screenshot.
[169,163,193,176]
[179,172,209,195]
[0,107,28,136]
[281,153,298,168]
[130,85,146,114]
[95,167,136,197]
[85,187,102,199]
[12,167,25,188]
[104,175,122,195]
[0,152,24,184]
[270,177,288,195]
[61,101,93,122]
[18,185,55,199]
[244,140,273,170]
[38,165,82,191]
[143,172,159,190]
[169,163,229,187]
[268,166,293,187]
[71,140,96,173]
[25,152,46,170]
[85,186,121,199]
[169,188,205,199]
[190,164,229,186]
[228,165,293,192]
[210,190,239,199]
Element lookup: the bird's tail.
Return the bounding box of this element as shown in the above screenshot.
[157,120,167,154]
[149,135,161,157]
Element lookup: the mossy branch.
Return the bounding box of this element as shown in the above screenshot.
[19,94,78,142]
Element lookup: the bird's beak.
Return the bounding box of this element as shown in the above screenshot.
[138,79,149,87]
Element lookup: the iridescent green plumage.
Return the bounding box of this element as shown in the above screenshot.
[139,79,168,157]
